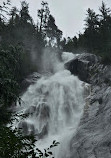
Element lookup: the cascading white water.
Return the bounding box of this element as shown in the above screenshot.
[13,52,87,158]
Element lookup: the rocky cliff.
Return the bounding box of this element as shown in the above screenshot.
[66,53,111,158]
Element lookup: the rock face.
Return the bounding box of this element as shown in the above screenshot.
[65,53,100,82]
[18,121,35,135]
[66,53,111,158]
[20,72,41,94]
[18,103,50,139]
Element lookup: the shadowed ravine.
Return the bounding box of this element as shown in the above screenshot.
[13,52,89,158]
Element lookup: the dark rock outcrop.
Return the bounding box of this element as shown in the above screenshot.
[66,53,111,158]
[65,53,100,82]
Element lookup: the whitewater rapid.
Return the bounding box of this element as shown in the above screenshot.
[14,52,88,158]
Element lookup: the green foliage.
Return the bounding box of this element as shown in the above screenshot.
[85,8,99,30]
[0,126,36,158]
[36,140,60,158]
[20,1,32,24]
[101,52,111,64]
[0,0,10,21]
[46,15,62,47]
[0,46,20,107]
[0,125,59,158]
[0,126,33,158]
[37,1,50,33]
[37,1,62,47]
[0,1,62,158]
[63,2,111,64]
[0,110,60,158]
[0,107,12,124]
[63,36,78,52]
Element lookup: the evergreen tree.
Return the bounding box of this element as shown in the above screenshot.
[37,1,50,33]
[84,8,99,52]
[9,6,19,26]
[0,0,10,22]
[99,1,111,21]
[99,1,111,57]
[20,1,32,25]
[46,14,62,47]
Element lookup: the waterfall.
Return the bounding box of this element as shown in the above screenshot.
[13,52,88,158]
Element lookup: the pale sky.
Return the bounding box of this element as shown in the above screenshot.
[1,0,111,37]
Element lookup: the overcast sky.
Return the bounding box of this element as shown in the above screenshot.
[1,0,111,37]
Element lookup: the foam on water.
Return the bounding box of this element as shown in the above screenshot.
[14,52,87,158]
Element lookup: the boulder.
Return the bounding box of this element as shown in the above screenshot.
[65,58,90,82]
[65,53,100,82]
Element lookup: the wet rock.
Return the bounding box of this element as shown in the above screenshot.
[65,54,98,82]
[25,106,36,115]
[69,53,111,158]
[18,121,35,135]
[20,72,41,93]
[65,59,89,82]
[77,53,100,64]
[37,103,50,119]
[65,53,100,82]
[37,123,48,139]
[18,121,28,135]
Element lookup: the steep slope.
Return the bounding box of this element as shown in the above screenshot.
[66,53,111,158]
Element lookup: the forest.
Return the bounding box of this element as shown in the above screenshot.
[0,0,111,157]
[64,2,111,63]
